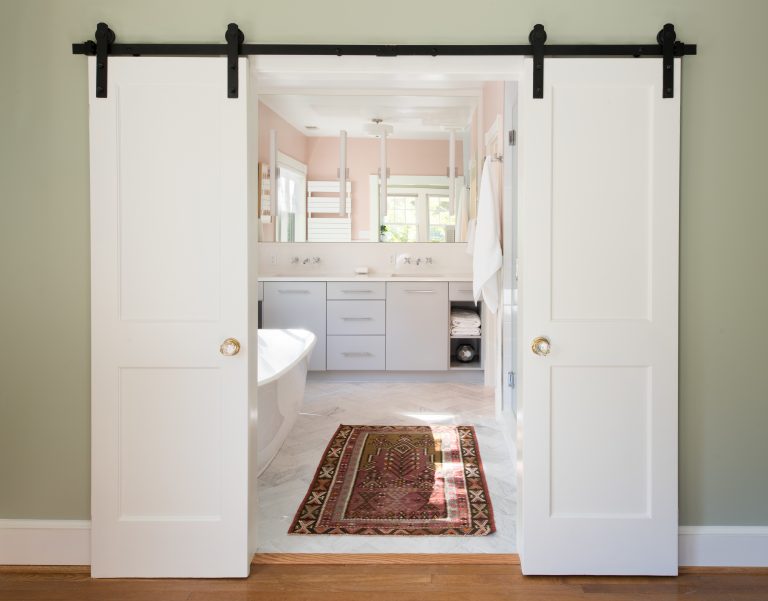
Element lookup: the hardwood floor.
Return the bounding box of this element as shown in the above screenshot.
[2,563,767,600]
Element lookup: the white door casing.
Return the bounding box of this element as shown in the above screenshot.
[517,58,680,575]
[89,57,252,577]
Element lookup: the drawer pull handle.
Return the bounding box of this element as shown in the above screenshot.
[405,289,436,294]
[341,317,373,321]
[341,290,373,294]
[457,289,472,293]
[342,352,373,357]
[278,289,310,294]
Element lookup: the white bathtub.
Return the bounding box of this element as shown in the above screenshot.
[256,328,316,476]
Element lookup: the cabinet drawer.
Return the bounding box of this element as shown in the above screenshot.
[327,300,385,335]
[327,281,386,300]
[449,281,474,301]
[327,336,386,370]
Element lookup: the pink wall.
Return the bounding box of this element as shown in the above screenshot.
[258,101,307,165]
[482,80,504,137]
[306,137,463,240]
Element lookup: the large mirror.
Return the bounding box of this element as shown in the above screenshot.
[257,90,486,242]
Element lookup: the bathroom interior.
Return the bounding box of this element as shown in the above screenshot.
[254,71,518,554]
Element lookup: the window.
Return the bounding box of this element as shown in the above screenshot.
[427,195,453,242]
[372,175,464,243]
[275,155,307,242]
[383,195,419,242]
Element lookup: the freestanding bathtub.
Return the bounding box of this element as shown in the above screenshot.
[255,328,316,476]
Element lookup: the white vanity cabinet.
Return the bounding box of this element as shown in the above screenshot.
[262,281,326,370]
[261,278,473,372]
[385,281,449,371]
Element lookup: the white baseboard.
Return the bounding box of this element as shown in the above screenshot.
[0,519,91,565]
[1,520,766,568]
[679,526,768,567]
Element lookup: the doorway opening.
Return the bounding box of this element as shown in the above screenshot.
[251,56,521,557]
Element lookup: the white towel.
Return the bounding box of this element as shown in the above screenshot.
[451,309,481,327]
[471,157,502,313]
[451,328,481,337]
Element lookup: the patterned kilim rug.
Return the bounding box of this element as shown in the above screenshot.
[289,425,495,535]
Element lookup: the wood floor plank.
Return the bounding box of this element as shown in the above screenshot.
[1,564,767,601]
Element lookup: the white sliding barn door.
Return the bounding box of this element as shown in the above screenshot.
[89,57,252,577]
[518,58,680,575]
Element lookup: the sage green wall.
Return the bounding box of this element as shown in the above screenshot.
[1,0,766,524]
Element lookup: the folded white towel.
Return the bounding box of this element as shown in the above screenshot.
[451,320,480,326]
[451,309,481,328]
[451,328,481,337]
[452,320,481,329]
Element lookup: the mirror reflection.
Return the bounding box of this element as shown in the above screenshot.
[257,89,494,242]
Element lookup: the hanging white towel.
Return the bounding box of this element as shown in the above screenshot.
[471,157,502,314]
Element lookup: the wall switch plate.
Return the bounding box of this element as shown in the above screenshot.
[271,255,278,265]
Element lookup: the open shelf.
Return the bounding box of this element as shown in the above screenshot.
[449,299,483,372]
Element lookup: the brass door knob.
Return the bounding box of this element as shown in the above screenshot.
[219,338,241,356]
[531,336,551,356]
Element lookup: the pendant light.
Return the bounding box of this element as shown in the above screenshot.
[448,129,457,215]
[338,130,348,217]
[269,128,277,224]
[379,127,388,221]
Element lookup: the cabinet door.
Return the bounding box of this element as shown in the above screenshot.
[386,282,448,370]
[262,282,326,370]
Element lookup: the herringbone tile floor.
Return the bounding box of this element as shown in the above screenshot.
[256,378,517,554]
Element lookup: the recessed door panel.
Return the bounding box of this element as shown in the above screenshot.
[550,86,652,322]
[118,85,222,322]
[550,366,649,517]
[118,368,223,519]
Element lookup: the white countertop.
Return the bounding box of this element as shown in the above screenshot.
[259,273,472,282]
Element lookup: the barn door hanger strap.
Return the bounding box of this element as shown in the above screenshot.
[226,23,244,98]
[528,23,685,99]
[73,22,695,100]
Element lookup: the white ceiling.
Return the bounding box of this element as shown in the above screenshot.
[260,93,480,139]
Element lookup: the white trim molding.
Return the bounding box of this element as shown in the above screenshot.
[679,526,768,567]
[1,520,767,568]
[0,519,91,565]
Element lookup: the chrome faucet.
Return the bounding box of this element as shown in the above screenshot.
[311,257,321,264]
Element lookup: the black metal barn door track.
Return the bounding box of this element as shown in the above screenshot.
[73,23,696,100]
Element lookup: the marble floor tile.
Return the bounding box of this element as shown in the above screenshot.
[255,377,517,554]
